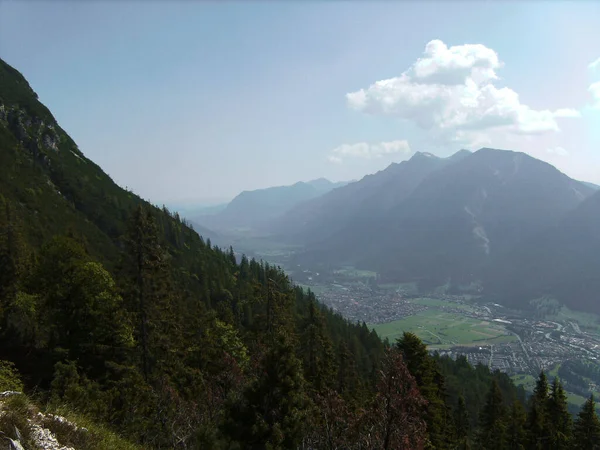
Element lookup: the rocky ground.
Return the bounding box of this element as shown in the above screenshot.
[0,391,79,450]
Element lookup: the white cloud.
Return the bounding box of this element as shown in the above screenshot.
[546,146,569,157]
[589,81,600,108]
[346,40,580,146]
[589,57,600,72]
[328,140,411,163]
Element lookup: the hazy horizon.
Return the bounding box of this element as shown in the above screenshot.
[1,1,599,204]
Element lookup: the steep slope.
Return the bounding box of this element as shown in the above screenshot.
[487,189,600,312]
[197,178,347,233]
[0,57,389,448]
[269,150,469,246]
[286,148,593,289]
[363,148,594,284]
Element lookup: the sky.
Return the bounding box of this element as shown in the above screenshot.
[1,1,599,205]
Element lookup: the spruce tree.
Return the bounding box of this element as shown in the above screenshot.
[367,348,427,450]
[124,206,176,381]
[526,371,550,449]
[396,332,452,449]
[477,379,507,450]
[547,378,572,449]
[455,395,471,450]
[0,198,27,322]
[506,400,526,450]
[300,298,336,391]
[573,394,600,450]
[225,332,310,449]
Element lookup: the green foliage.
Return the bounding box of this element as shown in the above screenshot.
[548,377,572,449]
[1,56,590,450]
[477,379,507,449]
[526,371,551,449]
[506,400,526,450]
[224,333,310,449]
[396,332,454,448]
[0,394,36,448]
[573,395,600,450]
[0,360,23,392]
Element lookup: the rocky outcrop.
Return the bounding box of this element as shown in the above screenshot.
[0,103,61,156]
[0,391,79,450]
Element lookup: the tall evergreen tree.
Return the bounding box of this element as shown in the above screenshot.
[477,379,507,450]
[396,332,452,449]
[124,206,175,381]
[0,198,27,320]
[547,378,572,449]
[300,297,336,391]
[366,348,427,450]
[573,394,600,450]
[506,400,526,450]
[455,395,471,450]
[526,371,550,449]
[225,332,310,449]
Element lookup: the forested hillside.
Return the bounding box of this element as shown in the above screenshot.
[2,57,600,449]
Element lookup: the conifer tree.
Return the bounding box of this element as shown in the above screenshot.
[455,395,471,450]
[573,394,600,450]
[396,332,452,448]
[124,206,175,381]
[526,371,550,449]
[547,378,572,449]
[0,198,27,320]
[225,332,310,449]
[367,348,427,450]
[506,400,526,450]
[336,341,361,400]
[300,297,336,391]
[477,379,507,450]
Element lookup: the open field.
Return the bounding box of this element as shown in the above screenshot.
[333,266,377,279]
[511,374,536,391]
[378,282,419,295]
[371,307,515,347]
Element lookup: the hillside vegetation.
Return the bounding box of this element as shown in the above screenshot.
[2,57,600,449]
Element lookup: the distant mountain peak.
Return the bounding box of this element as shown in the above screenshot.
[411,151,439,160]
[446,149,472,161]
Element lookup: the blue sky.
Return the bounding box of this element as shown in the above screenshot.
[1,1,599,204]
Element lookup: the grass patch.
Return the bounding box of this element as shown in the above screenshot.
[334,266,377,278]
[0,394,36,448]
[371,308,512,346]
[511,374,536,392]
[379,282,419,295]
[42,405,141,450]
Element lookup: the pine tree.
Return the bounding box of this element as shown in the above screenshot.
[506,400,526,450]
[477,379,507,450]
[526,371,550,449]
[573,395,600,450]
[455,395,471,450]
[225,332,310,449]
[300,297,336,391]
[0,198,27,323]
[367,348,427,450]
[124,206,176,381]
[396,332,452,449]
[547,378,572,449]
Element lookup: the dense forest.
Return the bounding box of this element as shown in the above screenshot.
[2,57,600,449]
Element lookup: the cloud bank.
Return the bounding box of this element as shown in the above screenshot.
[589,81,600,109]
[346,40,580,147]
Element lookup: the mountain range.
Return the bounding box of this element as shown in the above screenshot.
[199,147,600,313]
[192,178,348,234]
